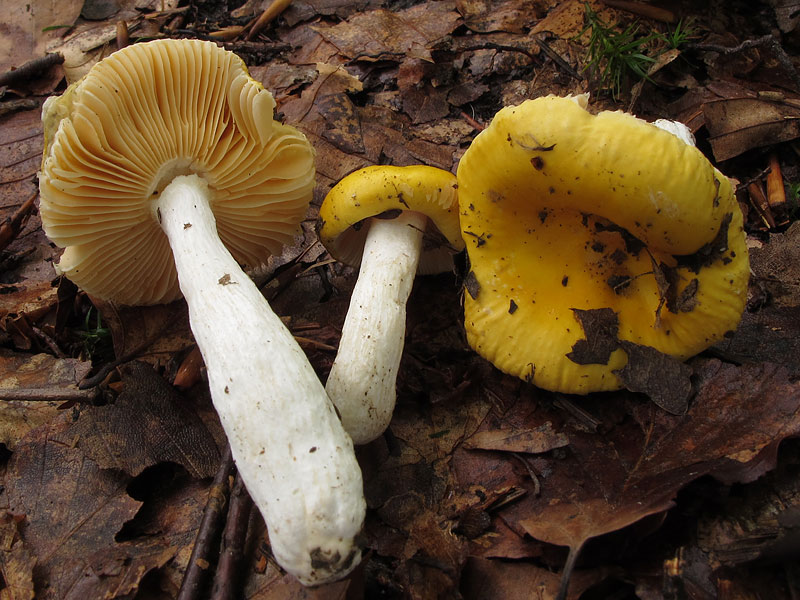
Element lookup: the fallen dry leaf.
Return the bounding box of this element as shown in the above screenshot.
[3,2,800,597]
[614,340,693,415]
[490,360,800,562]
[280,64,371,185]
[703,95,800,161]
[457,0,544,34]
[531,0,612,38]
[91,298,195,367]
[59,361,220,478]
[748,220,800,308]
[567,308,694,412]
[2,413,142,600]
[463,422,569,454]
[283,0,384,28]
[311,2,461,62]
[631,360,800,483]
[0,514,35,600]
[246,571,350,600]
[468,515,543,559]
[770,0,800,33]
[60,542,177,600]
[716,303,800,379]
[118,467,214,597]
[0,107,52,266]
[0,108,61,353]
[697,446,800,567]
[0,350,92,447]
[0,350,90,395]
[0,0,82,75]
[317,92,366,153]
[461,556,616,600]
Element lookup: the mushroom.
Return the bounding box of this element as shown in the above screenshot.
[39,39,365,585]
[317,165,464,444]
[456,95,749,394]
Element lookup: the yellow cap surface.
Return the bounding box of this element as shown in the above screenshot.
[457,96,749,394]
[318,165,464,275]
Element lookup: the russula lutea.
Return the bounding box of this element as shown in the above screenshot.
[39,39,365,585]
[457,95,749,394]
[317,165,464,444]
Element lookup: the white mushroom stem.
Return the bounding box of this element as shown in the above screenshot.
[155,175,365,586]
[325,211,427,445]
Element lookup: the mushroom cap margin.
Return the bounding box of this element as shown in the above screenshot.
[317,165,464,276]
[39,38,316,305]
[457,96,749,394]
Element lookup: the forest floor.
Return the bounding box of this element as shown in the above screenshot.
[1,0,800,598]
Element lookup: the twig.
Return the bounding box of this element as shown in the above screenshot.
[293,335,336,351]
[0,191,37,252]
[736,165,772,192]
[1,153,40,169]
[116,21,130,50]
[556,542,585,600]
[0,99,39,117]
[31,326,67,358]
[2,173,37,186]
[142,5,190,19]
[0,387,99,402]
[689,35,800,92]
[462,38,581,81]
[78,301,190,390]
[533,35,583,81]
[3,131,43,145]
[177,446,236,600]
[511,452,541,496]
[210,472,254,600]
[245,0,292,41]
[767,153,786,208]
[0,53,64,88]
[220,40,292,59]
[747,181,776,229]
[553,393,602,432]
[208,26,246,41]
[460,110,484,132]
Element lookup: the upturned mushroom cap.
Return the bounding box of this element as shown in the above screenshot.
[39,38,315,305]
[457,96,749,394]
[317,165,465,274]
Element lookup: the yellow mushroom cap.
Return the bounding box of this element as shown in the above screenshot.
[457,96,749,394]
[317,165,465,275]
[39,39,315,305]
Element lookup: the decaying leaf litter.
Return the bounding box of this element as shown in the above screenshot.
[1,0,800,598]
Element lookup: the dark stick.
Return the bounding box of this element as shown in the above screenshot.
[0,387,99,403]
[556,542,584,600]
[210,472,254,600]
[0,99,39,117]
[689,35,800,92]
[78,352,140,389]
[0,191,37,252]
[458,40,581,81]
[31,326,67,359]
[0,53,64,88]
[177,446,236,600]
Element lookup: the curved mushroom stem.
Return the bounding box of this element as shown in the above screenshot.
[325,211,427,445]
[156,175,365,586]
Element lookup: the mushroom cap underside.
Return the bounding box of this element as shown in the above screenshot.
[39,38,315,305]
[317,165,464,275]
[457,96,749,394]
